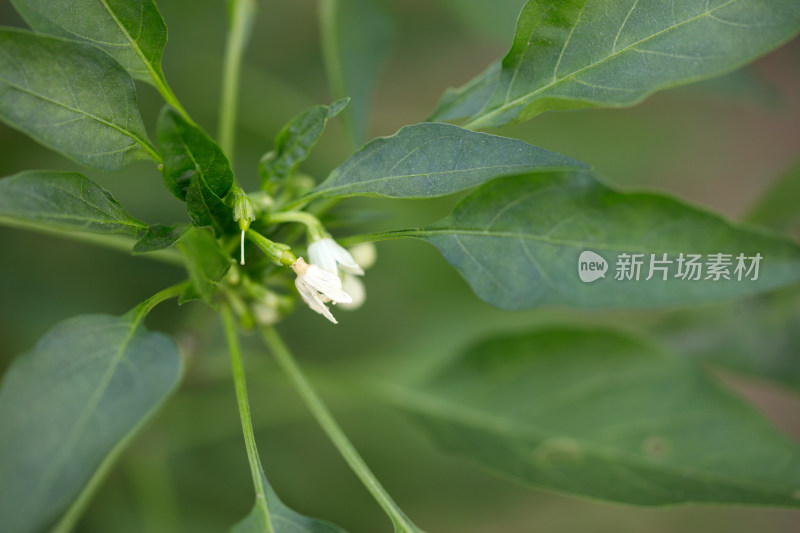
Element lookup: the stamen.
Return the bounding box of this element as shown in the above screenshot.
[240,230,245,265]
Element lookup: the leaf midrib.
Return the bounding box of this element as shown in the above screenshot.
[319,162,574,196]
[0,181,145,232]
[33,316,145,503]
[97,0,163,84]
[0,77,154,156]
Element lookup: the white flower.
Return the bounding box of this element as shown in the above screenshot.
[308,237,364,276]
[292,257,352,324]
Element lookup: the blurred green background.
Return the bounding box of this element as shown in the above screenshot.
[1,1,799,532]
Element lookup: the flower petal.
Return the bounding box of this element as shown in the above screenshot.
[308,238,339,275]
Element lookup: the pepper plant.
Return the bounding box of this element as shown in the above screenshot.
[1,1,800,532]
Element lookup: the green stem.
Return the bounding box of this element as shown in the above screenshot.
[220,303,271,523]
[336,229,416,248]
[259,326,421,533]
[318,0,356,148]
[0,218,185,266]
[267,210,328,240]
[133,281,191,320]
[219,0,257,158]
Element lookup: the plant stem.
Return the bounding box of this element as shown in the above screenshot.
[318,0,357,149]
[336,229,416,248]
[0,218,185,266]
[267,210,328,240]
[220,304,270,522]
[259,326,421,533]
[219,0,257,159]
[134,281,191,321]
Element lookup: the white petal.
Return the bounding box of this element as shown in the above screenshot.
[308,239,339,275]
[295,277,338,323]
[338,275,366,310]
[331,241,364,275]
[304,264,353,304]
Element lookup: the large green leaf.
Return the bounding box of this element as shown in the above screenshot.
[319,0,393,146]
[157,106,235,235]
[10,0,169,86]
[0,170,145,237]
[379,327,800,506]
[260,98,348,191]
[436,0,800,129]
[0,28,156,170]
[310,122,586,199]
[231,469,348,533]
[400,171,800,309]
[177,227,231,305]
[0,311,182,533]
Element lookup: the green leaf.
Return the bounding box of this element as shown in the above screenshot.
[133,223,189,253]
[443,0,800,129]
[319,0,393,146]
[177,227,231,305]
[0,170,145,237]
[231,469,348,533]
[0,311,182,533]
[0,28,157,170]
[311,122,587,199]
[260,98,349,190]
[10,0,168,86]
[379,327,800,506]
[402,171,800,309]
[746,160,800,235]
[157,106,236,234]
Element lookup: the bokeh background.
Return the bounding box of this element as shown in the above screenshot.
[1,1,799,532]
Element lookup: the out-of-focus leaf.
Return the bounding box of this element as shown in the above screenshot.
[400,171,800,309]
[379,327,800,506]
[435,0,523,43]
[0,311,182,533]
[0,170,145,237]
[157,106,235,235]
[133,223,189,253]
[319,0,392,146]
[658,289,800,391]
[429,61,501,123]
[10,0,168,86]
[260,98,348,190]
[438,0,800,129]
[746,160,800,237]
[310,122,586,199]
[231,469,348,533]
[0,28,156,170]
[177,227,231,305]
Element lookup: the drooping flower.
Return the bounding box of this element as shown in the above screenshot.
[291,257,352,324]
[308,237,364,276]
